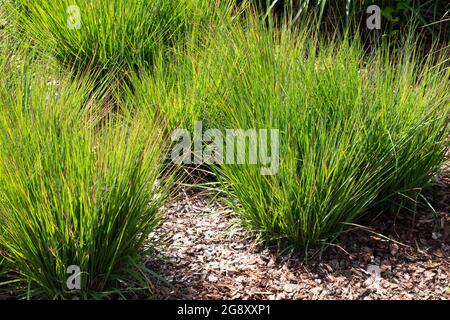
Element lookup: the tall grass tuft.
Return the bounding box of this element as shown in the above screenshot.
[0,50,173,298]
[197,16,449,249]
[5,0,224,80]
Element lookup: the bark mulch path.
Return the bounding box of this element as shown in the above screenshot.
[149,174,450,300]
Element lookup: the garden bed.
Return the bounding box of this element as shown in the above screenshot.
[150,170,449,300]
[0,1,448,300]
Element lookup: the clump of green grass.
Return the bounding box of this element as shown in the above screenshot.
[0,50,173,299]
[198,16,449,249]
[5,0,223,79]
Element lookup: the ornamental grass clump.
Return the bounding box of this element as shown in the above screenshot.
[5,0,221,79]
[0,51,173,299]
[199,17,449,248]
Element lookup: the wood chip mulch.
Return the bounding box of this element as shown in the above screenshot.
[149,173,450,300]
